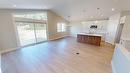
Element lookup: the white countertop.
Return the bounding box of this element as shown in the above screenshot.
[77,33,102,37]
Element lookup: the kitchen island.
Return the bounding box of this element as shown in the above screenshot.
[77,33,102,46]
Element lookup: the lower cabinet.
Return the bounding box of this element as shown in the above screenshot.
[77,34,101,46]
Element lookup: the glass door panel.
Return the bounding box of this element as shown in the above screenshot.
[14,13,48,46]
[35,23,47,42]
[16,22,36,46]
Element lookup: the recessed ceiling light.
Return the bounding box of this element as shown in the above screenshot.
[91,16,93,18]
[112,8,115,11]
[13,5,16,7]
[101,15,103,17]
[95,21,98,23]
[43,6,48,9]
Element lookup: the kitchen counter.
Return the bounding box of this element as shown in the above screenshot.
[77,33,102,46]
[77,33,102,37]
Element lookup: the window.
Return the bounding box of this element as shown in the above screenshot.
[57,23,66,32]
[14,13,47,20]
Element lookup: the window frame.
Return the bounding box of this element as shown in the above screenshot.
[57,22,66,32]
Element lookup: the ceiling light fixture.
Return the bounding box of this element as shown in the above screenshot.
[91,16,93,18]
[13,5,16,7]
[43,6,48,9]
[95,21,98,23]
[112,8,115,11]
[101,15,103,17]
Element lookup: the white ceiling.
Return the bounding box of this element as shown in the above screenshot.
[0,0,130,21]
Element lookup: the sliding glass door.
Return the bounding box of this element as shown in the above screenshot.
[16,22,47,46]
[16,22,36,46]
[35,23,47,43]
[14,13,47,46]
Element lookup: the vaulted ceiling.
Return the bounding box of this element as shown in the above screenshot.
[0,0,130,21]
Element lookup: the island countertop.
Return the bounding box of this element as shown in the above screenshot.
[77,33,102,37]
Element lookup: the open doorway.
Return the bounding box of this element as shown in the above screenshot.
[14,13,48,46]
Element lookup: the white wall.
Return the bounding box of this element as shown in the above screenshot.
[111,11,130,73]
[0,9,69,53]
[70,21,84,37]
[121,11,130,17]
[47,11,69,40]
[0,12,18,52]
[120,15,130,50]
[105,13,121,45]
[70,20,108,41]
[70,20,108,36]
[121,15,130,40]
[0,9,49,52]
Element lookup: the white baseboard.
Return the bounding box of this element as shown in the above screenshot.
[111,61,116,73]
[0,47,19,54]
[49,36,68,41]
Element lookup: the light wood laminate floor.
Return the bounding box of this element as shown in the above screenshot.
[2,37,114,73]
